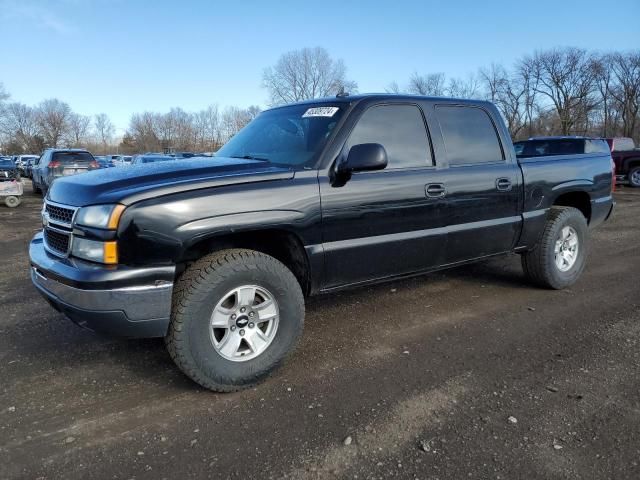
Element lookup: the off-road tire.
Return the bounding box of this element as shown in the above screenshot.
[521,206,588,289]
[166,249,305,392]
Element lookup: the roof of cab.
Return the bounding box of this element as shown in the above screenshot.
[267,93,492,110]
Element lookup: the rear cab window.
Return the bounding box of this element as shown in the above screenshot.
[345,104,432,169]
[435,105,504,165]
[585,139,611,154]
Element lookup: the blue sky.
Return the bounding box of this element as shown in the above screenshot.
[2,0,638,134]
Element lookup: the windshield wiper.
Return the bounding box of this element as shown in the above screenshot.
[230,154,270,162]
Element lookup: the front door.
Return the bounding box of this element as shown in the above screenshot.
[319,103,447,289]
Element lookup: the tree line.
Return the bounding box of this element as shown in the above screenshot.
[0,86,261,155]
[388,47,640,141]
[1,46,638,156]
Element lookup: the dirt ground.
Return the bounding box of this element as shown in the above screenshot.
[1,181,638,480]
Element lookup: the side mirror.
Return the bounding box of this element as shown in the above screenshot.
[338,143,388,174]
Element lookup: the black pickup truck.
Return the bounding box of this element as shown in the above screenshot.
[29,94,615,391]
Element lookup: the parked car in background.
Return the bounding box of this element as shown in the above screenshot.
[29,94,615,391]
[16,155,39,176]
[111,155,132,167]
[513,136,611,158]
[31,149,98,195]
[171,152,196,158]
[601,137,640,187]
[94,156,115,168]
[0,157,20,181]
[25,158,37,178]
[130,154,177,165]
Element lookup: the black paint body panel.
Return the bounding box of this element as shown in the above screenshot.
[41,95,614,296]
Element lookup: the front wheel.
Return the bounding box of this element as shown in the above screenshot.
[521,207,588,289]
[628,166,640,188]
[166,249,305,392]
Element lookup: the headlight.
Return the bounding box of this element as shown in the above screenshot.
[75,204,125,229]
[72,238,118,264]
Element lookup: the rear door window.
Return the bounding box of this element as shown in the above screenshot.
[435,106,504,165]
[346,104,432,168]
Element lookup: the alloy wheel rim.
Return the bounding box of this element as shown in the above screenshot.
[554,226,579,272]
[210,285,279,362]
[632,170,640,185]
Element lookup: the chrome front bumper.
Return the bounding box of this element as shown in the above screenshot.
[31,267,173,322]
[30,233,175,338]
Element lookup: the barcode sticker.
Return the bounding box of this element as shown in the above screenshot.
[302,107,339,118]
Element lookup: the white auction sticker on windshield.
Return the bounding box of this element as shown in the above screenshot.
[302,107,339,118]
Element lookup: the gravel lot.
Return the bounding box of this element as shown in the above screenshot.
[1,181,638,480]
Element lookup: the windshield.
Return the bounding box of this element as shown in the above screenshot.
[216,104,345,168]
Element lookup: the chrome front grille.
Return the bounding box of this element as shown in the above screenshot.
[42,200,78,257]
[44,228,70,255]
[45,203,76,225]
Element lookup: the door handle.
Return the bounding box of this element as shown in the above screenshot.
[425,183,446,198]
[496,178,512,192]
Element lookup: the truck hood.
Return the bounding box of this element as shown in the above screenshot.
[47,157,294,206]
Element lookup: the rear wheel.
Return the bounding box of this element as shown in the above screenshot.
[166,249,305,392]
[521,206,588,289]
[628,166,640,188]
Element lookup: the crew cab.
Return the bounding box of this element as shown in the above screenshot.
[29,94,615,391]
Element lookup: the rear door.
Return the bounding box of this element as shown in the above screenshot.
[431,104,522,263]
[319,102,448,289]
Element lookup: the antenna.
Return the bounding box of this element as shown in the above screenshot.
[336,86,349,98]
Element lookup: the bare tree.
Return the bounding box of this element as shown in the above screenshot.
[591,53,616,137]
[408,72,447,96]
[447,74,481,99]
[221,106,254,141]
[1,102,42,152]
[385,81,402,94]
[36,98,72,147]
[262,47,357,105]
[527,47,597,135]
[67,113,91,147]
[128,112,160,152]
[609,51,640,138]
[480,64,527,137]
[94,113,115,153]
[202,104,221,150]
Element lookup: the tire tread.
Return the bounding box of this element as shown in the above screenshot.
[521,206,587,289]
[166,248,304,392]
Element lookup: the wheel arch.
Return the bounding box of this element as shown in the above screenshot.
[622,156,640,173]
[551,190,592,223]
[178,228,312,296]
